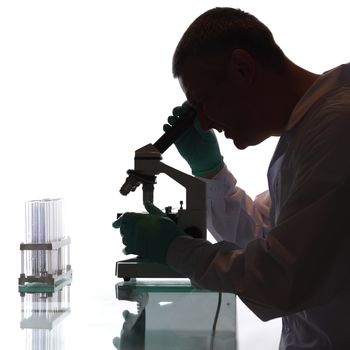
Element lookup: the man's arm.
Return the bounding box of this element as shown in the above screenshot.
[168,175,350,320]
[200,163,271,248]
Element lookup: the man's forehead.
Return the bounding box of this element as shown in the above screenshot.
[179,54,228,98]
[178,70,206,103]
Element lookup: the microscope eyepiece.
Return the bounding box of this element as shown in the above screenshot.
[153,108,196,154]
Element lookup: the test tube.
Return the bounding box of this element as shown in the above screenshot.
[24,198,64,277]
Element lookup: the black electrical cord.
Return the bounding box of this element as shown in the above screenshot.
[210,292,222,350]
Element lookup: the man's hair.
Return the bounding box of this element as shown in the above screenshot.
[172,7,286,77]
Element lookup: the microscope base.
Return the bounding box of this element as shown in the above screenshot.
[116,258,184,280]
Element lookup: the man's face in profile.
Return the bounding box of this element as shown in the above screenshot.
[178,53,270,149]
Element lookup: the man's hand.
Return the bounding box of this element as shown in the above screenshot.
[164,101,224,177]
[112,201,188,264]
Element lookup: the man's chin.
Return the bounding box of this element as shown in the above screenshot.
[233,136,266,149]
[233,138,248,150]
[225,133,247,149]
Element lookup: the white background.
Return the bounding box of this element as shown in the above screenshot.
[1,1,350,349]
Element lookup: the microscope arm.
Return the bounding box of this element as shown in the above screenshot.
[158,162,205,213]
[157,161,207,239]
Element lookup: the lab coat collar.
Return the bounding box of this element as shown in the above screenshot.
[286,62,350,131]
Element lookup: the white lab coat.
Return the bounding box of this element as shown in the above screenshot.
[167,63,350,349]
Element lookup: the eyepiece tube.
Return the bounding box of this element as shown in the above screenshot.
[153,108,196,154]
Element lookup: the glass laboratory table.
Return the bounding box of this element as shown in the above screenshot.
[15,277,237,350]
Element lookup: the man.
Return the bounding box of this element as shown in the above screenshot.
[113,7,350,349]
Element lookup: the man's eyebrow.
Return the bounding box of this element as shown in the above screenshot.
[186,93,199,107]
[186,99,195,108]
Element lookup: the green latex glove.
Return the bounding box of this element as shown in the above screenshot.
[112,201,188,264]
[163,101,224,176]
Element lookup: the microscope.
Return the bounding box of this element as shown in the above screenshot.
[116,107,207,280]
[114,110,237,350]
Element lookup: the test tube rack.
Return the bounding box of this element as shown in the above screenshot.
[19,198,72,296]
[19,237,72,296]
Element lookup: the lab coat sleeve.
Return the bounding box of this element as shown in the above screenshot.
[199,164,271,248]
[167,104,350,321]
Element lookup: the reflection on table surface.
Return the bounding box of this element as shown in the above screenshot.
[20,285,71,350]
[114,279,237,350]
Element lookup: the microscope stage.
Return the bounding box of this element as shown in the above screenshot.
[116,258,184,280]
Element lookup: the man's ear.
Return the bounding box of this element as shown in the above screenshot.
[229,49,256,85]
